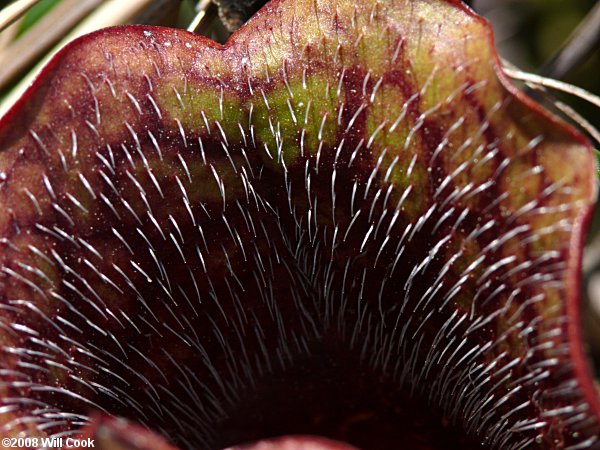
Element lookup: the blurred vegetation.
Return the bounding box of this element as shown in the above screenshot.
[472,0,599,130]
[15,0,60,37]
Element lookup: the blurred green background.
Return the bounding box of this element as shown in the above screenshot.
[471,0,600,129]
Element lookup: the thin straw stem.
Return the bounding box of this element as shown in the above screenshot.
[0,0,40,33]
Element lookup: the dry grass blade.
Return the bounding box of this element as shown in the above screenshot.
[551,99,600,147]
[0,0,40,32]
[504,67,600,110]
[188,0,214,32]
[512,74,600,147]
[0,19,19,52]
[0,0,155,116]
[0,0,104,91]
[539,2,600,80]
